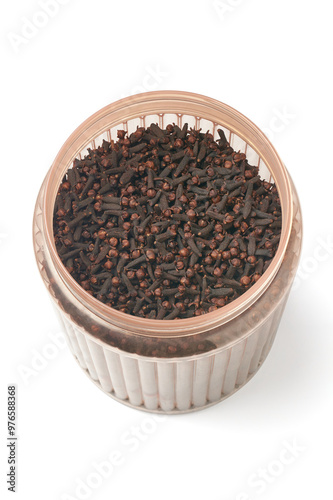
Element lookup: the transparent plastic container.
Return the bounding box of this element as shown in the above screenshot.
[33,91,302,413]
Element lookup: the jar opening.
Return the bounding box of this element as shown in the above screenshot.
[42,91,293,337]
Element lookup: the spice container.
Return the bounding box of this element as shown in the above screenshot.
[33,91,302,413]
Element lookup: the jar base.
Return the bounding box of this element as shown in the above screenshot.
[73,354,267,415]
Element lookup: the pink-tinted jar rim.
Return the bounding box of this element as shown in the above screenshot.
[42,91,293,337]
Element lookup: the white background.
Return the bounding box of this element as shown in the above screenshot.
[1,1,333,499]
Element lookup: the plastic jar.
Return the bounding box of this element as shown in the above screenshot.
[33,91,302,413]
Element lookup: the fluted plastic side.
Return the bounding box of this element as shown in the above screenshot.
[55,290,287,413]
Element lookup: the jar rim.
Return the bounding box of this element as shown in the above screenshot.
[42,91,293,337]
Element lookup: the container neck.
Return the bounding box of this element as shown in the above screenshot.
[42,91,293,337]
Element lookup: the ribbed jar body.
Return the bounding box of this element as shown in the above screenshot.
[33,92,302,413]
